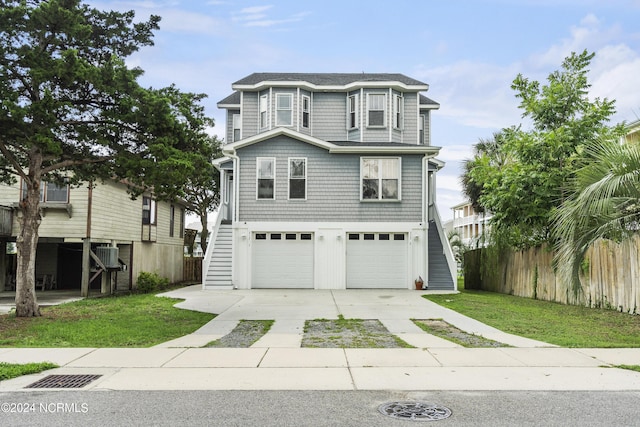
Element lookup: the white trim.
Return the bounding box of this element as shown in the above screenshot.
[233,80,429,92]
[360,157,402,201]
[288,157,307,201]
[256,157,276,200]
[393,93,404,130]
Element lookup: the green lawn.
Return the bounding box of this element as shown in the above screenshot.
[424,289,640,348]
[0,362,58,380]
[0,293,215,347]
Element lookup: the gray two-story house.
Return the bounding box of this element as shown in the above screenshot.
[204,73,456,290]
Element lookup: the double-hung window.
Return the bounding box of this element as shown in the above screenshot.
[288,158,306,200]
[367,93,386,127]
[393,94,403,129]
[361,158,401,201]
[347,94,358,129]
[232,114,241,142]
[301,96,310,129]
[257,157,275,199]
[276,93,293,126]
[259,94,269,129]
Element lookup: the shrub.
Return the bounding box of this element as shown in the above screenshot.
[136,272,170,293]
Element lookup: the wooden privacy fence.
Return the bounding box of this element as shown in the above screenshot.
[464,235,640,314]
[183,257,203,282]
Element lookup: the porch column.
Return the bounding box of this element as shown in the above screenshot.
[81,238,91,297]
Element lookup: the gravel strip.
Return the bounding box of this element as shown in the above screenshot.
[413,319,510,347]
[204,320,274,348]
[302,318,412,348]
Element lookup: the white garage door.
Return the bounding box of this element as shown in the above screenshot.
[346,233,408,289]
[252,232,314,288]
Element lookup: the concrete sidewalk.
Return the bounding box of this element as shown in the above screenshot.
[1,286,639,392]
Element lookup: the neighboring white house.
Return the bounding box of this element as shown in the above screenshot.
[202,73,457,291]
[451,201,492,249]
[1,178,187,295]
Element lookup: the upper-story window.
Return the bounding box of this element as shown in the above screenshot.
[361,158,401,201]
[257,157,275,200]
[288,158,307,200]
[347,94,358,129]
[142,196,157,225]
[367,93,386,127]
[301,95,310,129]
[169,205,175,237]
[259,94,269,129]
[232,114,241,142]
[419,114,426,145]
[21,180,69,203]
[276,93,293,126]
[393,94,403,129]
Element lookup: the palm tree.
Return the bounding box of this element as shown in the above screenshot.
[552,134,640,300]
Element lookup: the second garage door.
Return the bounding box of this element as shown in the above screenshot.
[346,233,408,289]
[252,232,314,288]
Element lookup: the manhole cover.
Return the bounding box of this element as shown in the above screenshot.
[378,401,452,422]
[25,374,102,389]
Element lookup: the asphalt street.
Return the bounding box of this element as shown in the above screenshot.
[1,390,639,427]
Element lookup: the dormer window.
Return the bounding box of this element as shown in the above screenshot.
[259,94,269,129]
[276,93,293,126]
[302,95,310,129]
[367,93,386,127]
[393,94,403,129]
[347,94,359,129]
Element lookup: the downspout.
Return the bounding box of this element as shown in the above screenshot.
[422,155,429,285]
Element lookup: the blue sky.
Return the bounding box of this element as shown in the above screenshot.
[89,0,640,221]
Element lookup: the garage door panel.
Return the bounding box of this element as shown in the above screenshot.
[347,233,407,289]
[252,233,314,288]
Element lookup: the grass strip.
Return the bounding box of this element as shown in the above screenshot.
[615,365,640,373]
[0,362,58,381]
[0,293,215,347]
[424,290,640,348]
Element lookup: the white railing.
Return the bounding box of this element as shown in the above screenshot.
[433,205,458,290]
[201,208,223,288]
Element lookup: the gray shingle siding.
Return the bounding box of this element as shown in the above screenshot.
[311,92,348,141]
[237,136,423,222]
[242,92,259,139]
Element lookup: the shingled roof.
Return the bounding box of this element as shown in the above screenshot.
[232,73,428,88]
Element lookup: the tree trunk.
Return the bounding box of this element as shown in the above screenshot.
[15,155,43,317]
[200,215,209,254]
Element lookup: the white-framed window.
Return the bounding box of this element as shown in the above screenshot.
[419,114,426,145]
[256,157,275,200]
[276,93,293,126]
[347,94,358,129]
[288,157,307,200]
[232,113,241,142]
[366,93,386,127]
[361,157,401,201]
[142,196,157,224]
[393,94,403,129]
[21,180,69,203]
[301,95,310,129]
[259,94,269,129]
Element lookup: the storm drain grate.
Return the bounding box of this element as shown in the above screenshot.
[378,401,452,422]
[25,374,102,389]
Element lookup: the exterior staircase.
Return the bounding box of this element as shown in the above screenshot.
[203,222,233,289]
[427,220,455,290]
